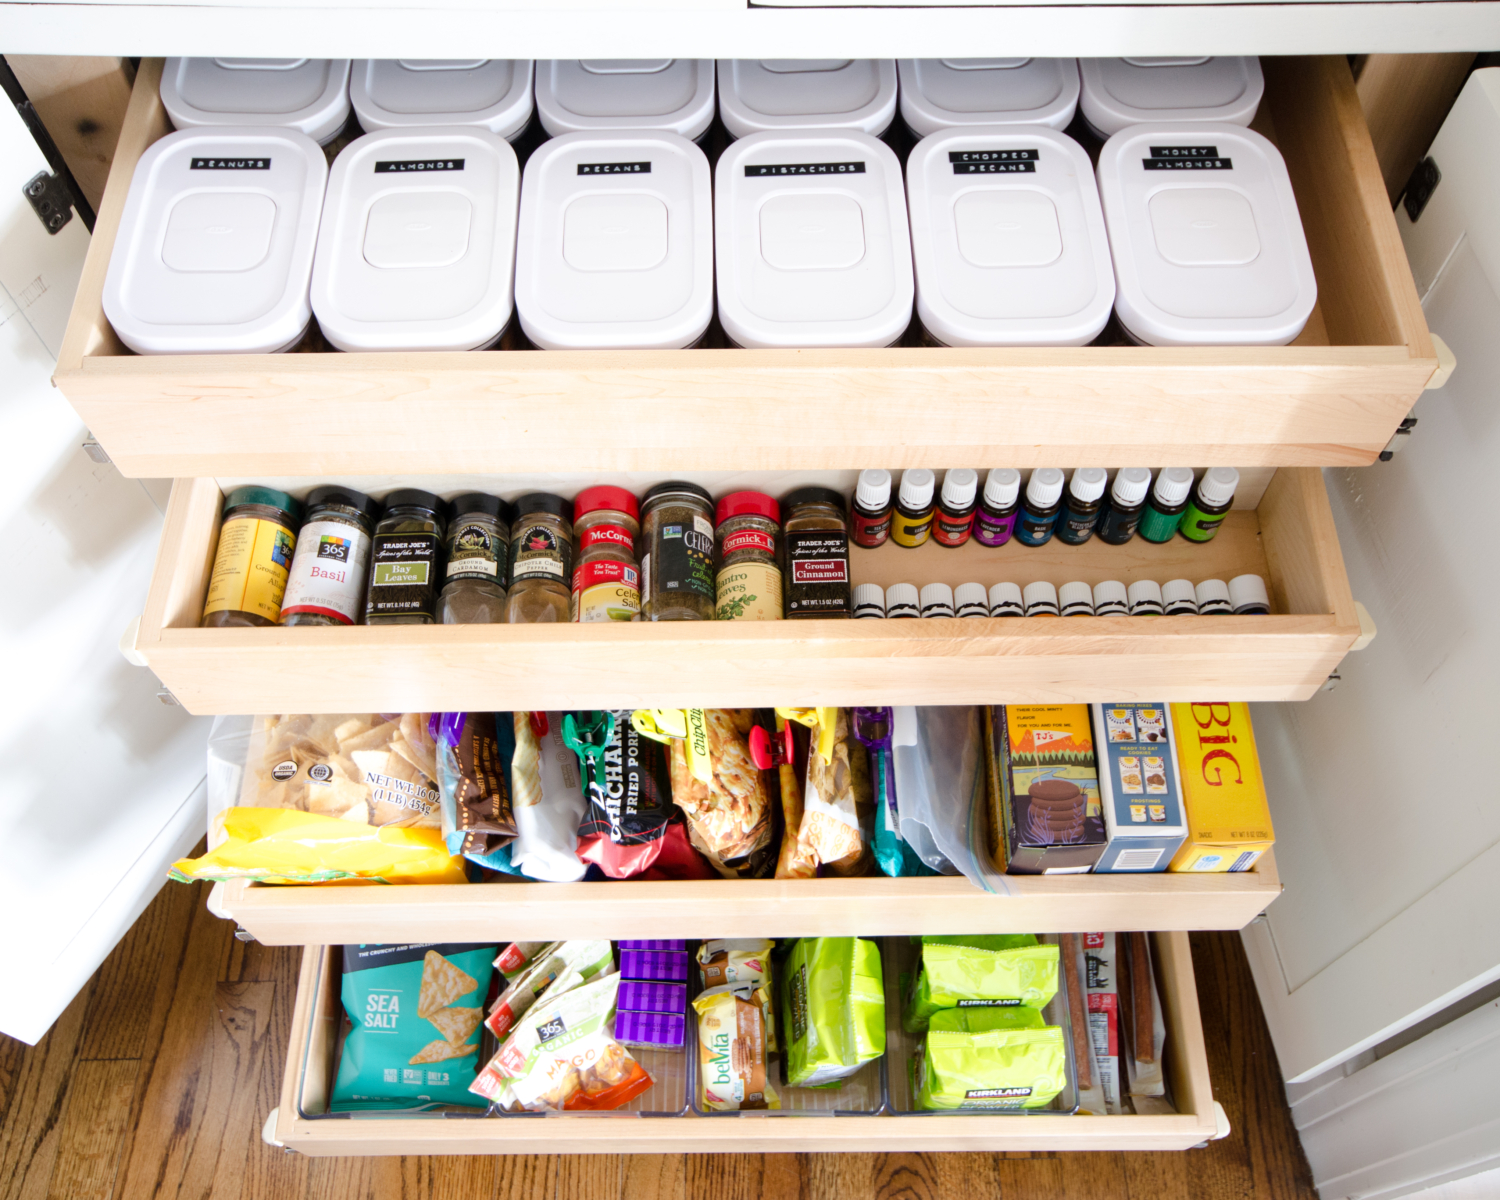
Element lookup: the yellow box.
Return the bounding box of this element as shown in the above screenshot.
[1167,703,1274,873]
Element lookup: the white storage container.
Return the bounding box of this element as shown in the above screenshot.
[534,60,715,140]
[349,60,534,140]
[715,130,913,349]
[717,60,898,139]
[907,126,1114,347]
[160,58,352,145]
[310,129,521,353]
[897,59,1080,137]
[1096,123,1317,347]
[102,128,327,355]
[514,131,713,350]
[1078,57,1263,140]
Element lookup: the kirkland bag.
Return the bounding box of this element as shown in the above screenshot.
[915,1021,1068,1111]
[783,937,886,1088]
[903,941,1060,1033]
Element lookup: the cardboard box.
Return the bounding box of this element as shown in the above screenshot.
[1090,704,1187,873]
[1168,702,1274,872]
[984,705,1107,874]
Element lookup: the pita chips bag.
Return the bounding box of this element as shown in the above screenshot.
[331,943,497,1111]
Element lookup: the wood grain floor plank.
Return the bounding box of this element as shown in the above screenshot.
[1055,1151,1129,1200]
[43,1058,137,1200]
[872,1152,942,1200]
[236,946,309,1200]
[996,1151,1067,1199]
[0,985,91,1200]
[622,1154,686,1200]
[305,1154,405,1200]
[558,1153,622,1200]
[399,1155,501,1198]
[761,1154,804,1200]
[494,1148,560,1200]
[0,1034,27,1138]
[807,1151,874,1200]
[686,1152,790,1200]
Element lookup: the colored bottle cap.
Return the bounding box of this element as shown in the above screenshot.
[1229,573,1270,614]
[988,581,1024,617]
[1195,578,1233,614]
[1068,467,1107,503]
[920,582,955,618]
[513,490,573,523]
[1058,580,1094,616]
[940,468,978,509]
[886,582,920,618]
[855,469,892,511]
[223,485,303,523]
[1111,467,1151,506]
[1025,467,1064,508]
[1127,579,1164,615]
[898,468,936,510]
[982,468,1021,509]
[714,490,779,527]
[1093,579,1129,616]
[1161,578,1199,614]
[304,484,378,522]
[1152,467,1194,507]
[448,491,514,525]
[382,488,447,519]
[576,485,640,521]
[954,581,989,618]
[1023,580,1059,616]
[1195,467,1241,508]
[852,582,887,618]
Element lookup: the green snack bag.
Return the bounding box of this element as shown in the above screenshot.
[903,942,1059,1033]
[784,937,886,1088]
[916,1024,1068,1111]
[332,943,496,1111]
[929,1006,1045,1034]
[922,934,1038,952]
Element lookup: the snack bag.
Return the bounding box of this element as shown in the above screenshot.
[331,943,495,1111]
[853,707,934,878]
[915,1023,1068,1111]
[783,937,885,1088]
[698,939,776,1050]
[773,715,818,879]
[1081,932,1124,1114]
[508,712,588,882]
[903,941,1060,1033]
[665,709,775,876]
[693,984,780,1111]
[790,708,874,876]
[485,939,615,1039]
[435,713,517,871]
[495,941,550,980]
[929,1006,1046,1034]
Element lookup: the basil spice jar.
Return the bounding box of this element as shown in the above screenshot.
[279,485,377,626]
[437,493,513,625]
[365,490,447,625]
[641,482,716,621]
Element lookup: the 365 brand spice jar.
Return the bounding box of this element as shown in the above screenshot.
[279,485,377,626]
[714,491,782,621]
[507,492,574,624]
[572,486,641,623]
[641,482,716,621]
[202,486,303,627]
[438,493,513,625]
[782,487,852,619]
[366,490,447,625]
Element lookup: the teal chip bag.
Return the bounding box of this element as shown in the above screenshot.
[903,941,1059,1033]
[784,937,886,1088]
[331,943,497,1111]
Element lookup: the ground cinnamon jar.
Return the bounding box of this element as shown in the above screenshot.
[782,487,852,619]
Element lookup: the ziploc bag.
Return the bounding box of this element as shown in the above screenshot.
[854,707,935,878]
[916,1023,1068,1111]
[891,706,995,891]
[783,937,886,1088]
[903,941,1060,1033]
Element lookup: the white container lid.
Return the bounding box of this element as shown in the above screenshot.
[907,126,1114,348]
[515,131,713,350]
[1078,57,1263,138]
[954,581,989,618]
[1023,580,1059,616]
[1058,580,1095,616]
[350,60,535,140]
[1127,579,1164,614]
[1093,580,1129,615]
[897,59,1080,137]
[1229,573,1271,613]
[717,60,898,140]
[535,60,715,140]
[989,581,1024,616]
[103,127,326,355]
[161,58,352,145]
[1097,123,1317,347]
[716,130,913,349]
[1161,578,1199,613]
[852,582,887,618]
[310,129,520,353]
[1195,578,1233,614]
[886,582,921,618]
[920,582,955,618]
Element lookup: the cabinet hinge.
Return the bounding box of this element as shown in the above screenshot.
[82,436,111,464]
[22,170,73,234]
[1378,414,1418,462]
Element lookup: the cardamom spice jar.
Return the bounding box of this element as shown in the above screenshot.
[438,492,513,625]
[714,491,781,621]
[640,482,716,621]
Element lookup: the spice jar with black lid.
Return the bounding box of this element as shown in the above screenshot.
[783,486,852,619]
[507,492,574,624]
[365,489,447,625]
[202,486,303,628]
[715,491,782,621]
[572,486,641,623]
[438,492,514,625]
[280,485,378,626]
[641,481,716,621]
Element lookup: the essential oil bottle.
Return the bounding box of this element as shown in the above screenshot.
[1137,468,1195,544]
[933,469,979,547]
[1023,581,1060,616]
[886,582,921,618]
[1095,467,1152,545]
[973,468,1022,547]
[1056,468,1108,546]
[891,469,936,548]
[1058,581,1095,616]
[1179,467,1240,543]
[850,469,894,549]
[1014,468,1065,547]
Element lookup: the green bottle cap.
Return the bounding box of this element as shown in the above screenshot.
[222,485,303,525]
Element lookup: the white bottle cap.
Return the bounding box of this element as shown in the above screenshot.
[954,581,989,618]
[1058,580,1094,616]
[920,582,956,618]
[534,60,716,140]
[1161,578,1199,614]
[899,468,936,510]
[1026,468,1065,508]
[1093,580,1129,615]
[1069,467,1108,503]
[988,581,1024,617]
[350,60,535,140]
[1153,467,1195,507]
[852,582,887,618]
[1111,467,1152,506]
[983,468,1021,509]
[1078,57,1263,138]
[1127,579,1164,615]
[855,469,892,511]
[160,58,353,145]
[897,58,1080,137]
[941,468,979,509]
[1023,580,1059,616]
[886,582,921,618]
[1195,467,1241,508]
[718,59,898,139]
[1229,573,1271,613]
[1195,578,1233,614]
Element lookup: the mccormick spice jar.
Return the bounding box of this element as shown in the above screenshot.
[507,492,574,624]
[572,486,641,623]
[641,482,716,621]
[437,493,513,625]
[365,489,447,625]
[202,486,303,628]
[279,485,377,626]
[782,487,852,619]
[714,492,781,621]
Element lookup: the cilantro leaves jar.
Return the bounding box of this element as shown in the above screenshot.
[437,492,513,625]
[783,486,852,619]
[714,491,781,621]
[640,481,716,621]
[279,485,377,626]
[202,486,303,628]
[365,489,447,625]
[572,486,641,622]
[507,492,574,624]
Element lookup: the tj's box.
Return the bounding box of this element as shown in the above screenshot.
[985,705,1107,874]
[1090,703,1187,873]
[1168,702,1274,873]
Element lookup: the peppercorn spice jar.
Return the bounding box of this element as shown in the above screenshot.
[640,481,716,621]
[437,493,513,625]
[507,493,574,623]
[572,486,641,622]
[202,486,303,627]
[279,485,378,626]
[714,492,782,621]
[365,489,447,625]
[782,486,852,619]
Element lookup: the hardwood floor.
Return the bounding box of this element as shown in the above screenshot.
[0,877,1317,1200]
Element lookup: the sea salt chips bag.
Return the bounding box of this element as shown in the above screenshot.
[783,937,886,1088]
[903,940,1060,1033]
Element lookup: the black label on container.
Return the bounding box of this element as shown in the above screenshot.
[510,522,573,585]
[366,532,441,619]
[446,520,506,587]
[190,157,270,170]
[745,161,865,177]
[949,148,1038,175]
[577,161,651,175]
[785,529,851,616]
[374,159,465,172]
[652,524,715,600]
[1143,146,1232,170]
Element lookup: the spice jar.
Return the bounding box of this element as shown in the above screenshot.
[507,492,574,624]
[572,486,641,623]
[714,491,782,621]
[203,486,303,627]
[782,486,852,619]
[437,493,513,625]
[279,485,377,627]
[365,489,447,625]
[640,482,716,621]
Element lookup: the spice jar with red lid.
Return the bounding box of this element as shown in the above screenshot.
[714,491,782,621]
[571,485,641,622]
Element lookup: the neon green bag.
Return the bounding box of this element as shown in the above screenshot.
[903,942,1059,1033]
[916,1024,1068,1111]
[929,1006,1045,1034]
[784,937,886,1088]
